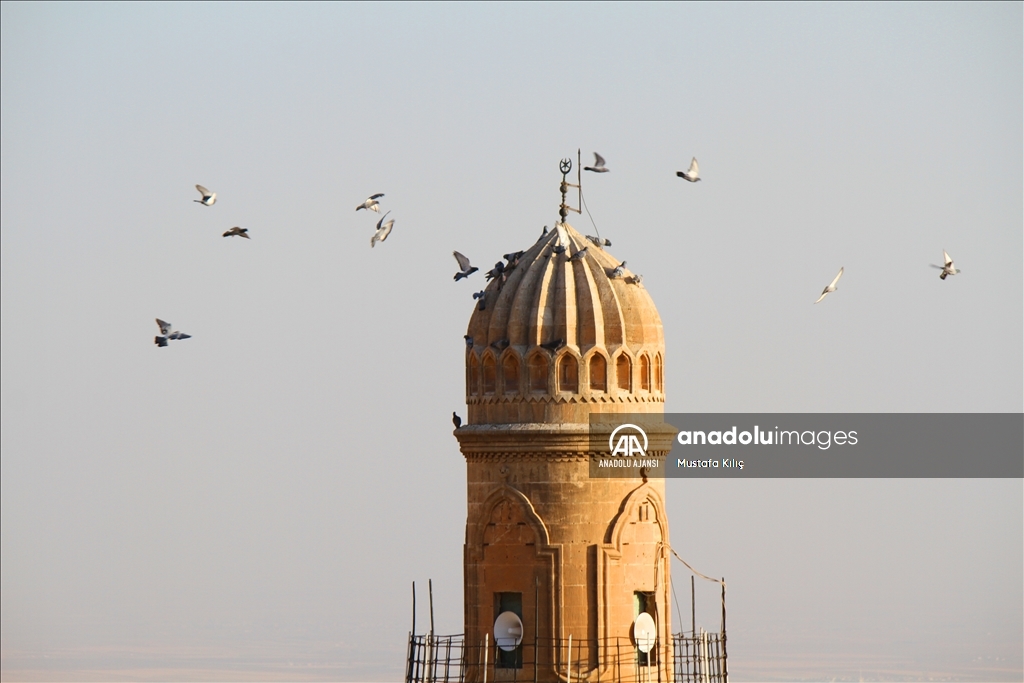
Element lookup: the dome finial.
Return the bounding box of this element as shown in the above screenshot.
[559,152,582,225]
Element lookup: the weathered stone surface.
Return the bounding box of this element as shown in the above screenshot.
[457,223,673,682]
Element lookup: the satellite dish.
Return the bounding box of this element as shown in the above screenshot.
[493,611,524,651]
[633,612,657,654]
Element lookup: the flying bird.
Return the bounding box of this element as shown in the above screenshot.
[814,267,844,304]
[610,261,626,278]
[676,158,700,182]
[569,246,589,262]
[154,318,191,347]
[356,193,385,212]
[452,412,463,429]
[453,251,478,281]
[586,235,611,248]
[584,152,609,173]
[194,185,216,206]
[931,250,961,280]
[370,211,394,248]
[223,227,249,239]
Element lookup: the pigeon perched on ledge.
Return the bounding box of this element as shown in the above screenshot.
[569,247,589,262]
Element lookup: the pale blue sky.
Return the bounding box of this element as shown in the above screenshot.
[2,3,1021,680]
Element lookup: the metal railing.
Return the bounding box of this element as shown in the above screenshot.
[406,632,726,683]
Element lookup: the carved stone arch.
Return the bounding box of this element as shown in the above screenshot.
[604,482,668,549]
[614,351,633,392]
[585,350,608,393]
[555,350,580,393]
[481,350,498,395]
[593,483,672,680]
[468,352,481,396]
[465,485,563,682]
[500,349,522,396]
[469,484,552,549]
[638,353,652,392]
[526,350,551,393]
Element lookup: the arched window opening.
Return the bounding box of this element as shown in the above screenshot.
[503,355,520,394]
[655,354,664,392]
[482,355,496,395]
[529,355,548,393]
[558,355,579,393]
[469,355,480,396]
[640,354,651,392]
[589,354,607,392]
[616,355,631,391]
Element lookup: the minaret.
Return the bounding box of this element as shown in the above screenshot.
[455,168,674,682]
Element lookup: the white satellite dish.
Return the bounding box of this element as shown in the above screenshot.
[633,612,657,654]
[493,611,524,652]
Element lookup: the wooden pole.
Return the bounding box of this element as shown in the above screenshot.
[720,578,728,683]
[483,634,489,683]
[407,581,417,683]
[427,580,435,683]
[429,579,436,637]
[690,576,695,636]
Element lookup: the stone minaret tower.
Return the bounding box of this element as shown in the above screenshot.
[455,216,674,682]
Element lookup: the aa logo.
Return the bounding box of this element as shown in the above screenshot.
[609,424,648,458]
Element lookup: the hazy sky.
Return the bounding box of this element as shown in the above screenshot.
[1,3,1021,681]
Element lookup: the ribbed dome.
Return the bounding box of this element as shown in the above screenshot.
[465,222,664,424]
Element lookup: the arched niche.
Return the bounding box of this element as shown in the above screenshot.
[615,354,632,392]
[502,353,521,395]
[528,353,549,393]
[589,353,607,393]
[639,354,651,392]
[557,354,579,393]
[482,354,497,395]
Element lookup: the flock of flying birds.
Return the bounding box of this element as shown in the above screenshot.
[153,184,251,347]
[155,158,963,348]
